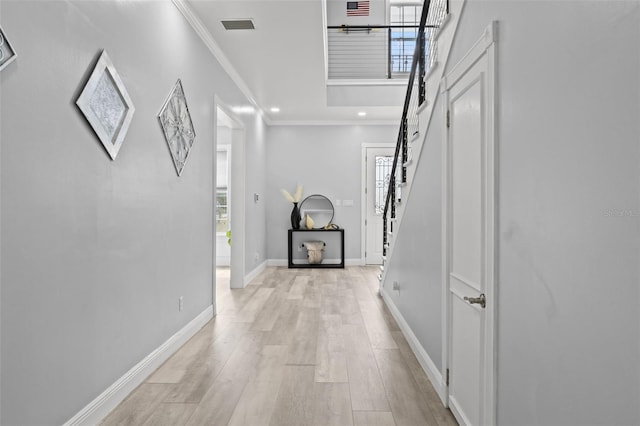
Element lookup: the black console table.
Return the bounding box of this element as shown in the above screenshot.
[288,228,345,269]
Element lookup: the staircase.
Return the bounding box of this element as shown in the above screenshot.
[379,0,460,285]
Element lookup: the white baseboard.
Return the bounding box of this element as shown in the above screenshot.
[244,260,267,285]
[267,259,363,267]
[379,287,447,405]
[63,306,214,426]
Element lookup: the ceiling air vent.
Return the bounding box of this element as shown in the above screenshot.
[221,19,255,30]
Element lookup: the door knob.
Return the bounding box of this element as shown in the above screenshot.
[464,293,486,308]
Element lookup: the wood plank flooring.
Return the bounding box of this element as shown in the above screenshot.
[102,267,457,426]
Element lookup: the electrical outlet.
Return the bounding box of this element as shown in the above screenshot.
[254,252,259,262]
[298,244,303,252]
[393,281,400,291]
[179,296,184,312]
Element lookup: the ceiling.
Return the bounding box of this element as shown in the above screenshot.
[180,0,403,125]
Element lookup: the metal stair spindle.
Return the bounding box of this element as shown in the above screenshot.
[383,215,388,257]
[402,117,408,184]
[380,0,448,278]
[418,31,426,105]
[390,174,396,219]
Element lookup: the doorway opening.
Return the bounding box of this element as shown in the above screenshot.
[214,101,246,316]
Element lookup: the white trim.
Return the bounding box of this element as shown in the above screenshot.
[433,12,453,42]
[321,0,329,81]
[484,22,499,426]
[417,98,429,115]
[268,119,399,127]
[171,0,272,126]
[441,20,498,426]
[442,20,497,92]
[326,79,408,87]
[379,286,447,404]
[449,396,472,426]
[215,97,247,290]
[424,61,440,83]
[63,306,214,426]
[267,259,363,267]
[361,143,396,265]
[440,71,450,414]
[244,260,267,286]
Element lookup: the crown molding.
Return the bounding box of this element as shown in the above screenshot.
[325,79,408,87]
[269,119,399,127]
[171,0,402,128]
[171,0,273,126]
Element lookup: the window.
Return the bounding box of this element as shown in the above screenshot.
[216,149,229,234]
[390,4,421,74]
[216,190,228,233]
[375,155,394,215]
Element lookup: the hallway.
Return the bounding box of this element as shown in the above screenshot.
[101,267,456,425]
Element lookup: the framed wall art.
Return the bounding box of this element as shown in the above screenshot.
[0,26,17,72]
[76,50,135,160]
[158,79,196,176]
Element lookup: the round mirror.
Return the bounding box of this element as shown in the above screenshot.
[299,194,334,229]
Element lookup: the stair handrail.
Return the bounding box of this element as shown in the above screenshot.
[382,0,447,257]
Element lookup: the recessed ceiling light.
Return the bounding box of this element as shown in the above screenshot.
[358,112,367,117]
[232,105,256,114]
[270,107,280,113]
[221,19,255,30]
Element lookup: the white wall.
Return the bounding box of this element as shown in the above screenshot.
[266,125,397,262]
[382,100,444,367]
[384,1,640,424]
[326,0,386,26]
[244,114,268,273]
[0,1,266,424]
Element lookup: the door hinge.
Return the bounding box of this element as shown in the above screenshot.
[446,110,450,128]
[446,368,450,386]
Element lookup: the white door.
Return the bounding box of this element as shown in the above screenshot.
[365,147,394,264]
[444,23,496,426]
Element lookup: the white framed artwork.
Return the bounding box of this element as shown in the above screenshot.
[76,50,135,160]
[158,79,196,176]
[0,26,17,72]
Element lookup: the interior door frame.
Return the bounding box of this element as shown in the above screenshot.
[361,143,395,265]
[214,96,246,297]
[441,21,498,426]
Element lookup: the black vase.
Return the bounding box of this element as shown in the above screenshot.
[290,202,301,229]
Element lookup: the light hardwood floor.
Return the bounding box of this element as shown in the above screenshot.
[102,266,457,426]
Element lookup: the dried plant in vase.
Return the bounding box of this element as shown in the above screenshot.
[281,185,304,229]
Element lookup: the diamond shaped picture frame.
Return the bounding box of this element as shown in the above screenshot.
[76,50,135,160]
[0,26,17,72]
[158,79,196,176]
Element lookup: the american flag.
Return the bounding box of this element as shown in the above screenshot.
[347,1,369,16]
